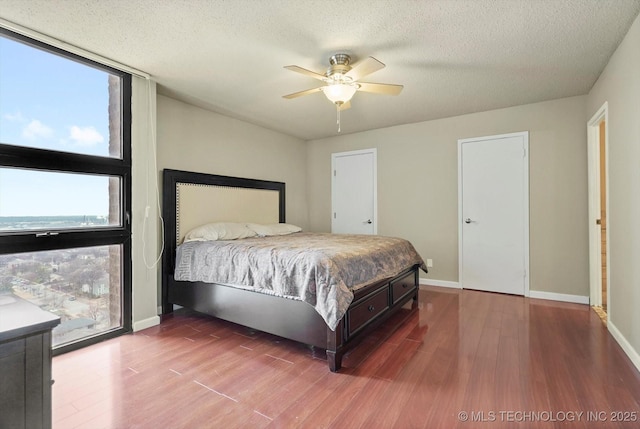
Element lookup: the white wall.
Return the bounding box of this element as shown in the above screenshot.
[307,96,589,298]
[587,13,640,370]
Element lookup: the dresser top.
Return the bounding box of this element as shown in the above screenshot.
[0,295,60,342]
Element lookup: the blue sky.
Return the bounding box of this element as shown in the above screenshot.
[0,35,114,216]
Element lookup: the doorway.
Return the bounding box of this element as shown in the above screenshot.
[588,103,609,323]
[331,149,377,234]
[599,120,608,313]
[458,132,530,296]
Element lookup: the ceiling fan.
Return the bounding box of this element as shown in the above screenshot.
[282,54,403,131]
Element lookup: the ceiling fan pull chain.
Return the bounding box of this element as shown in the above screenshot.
[337,103,341,132]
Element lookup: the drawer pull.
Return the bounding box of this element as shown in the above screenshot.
[368,305,375,312]
[402,284,408,288]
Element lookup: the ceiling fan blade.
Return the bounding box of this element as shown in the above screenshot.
[282,87,323,99]
[357,82,403,96]
[345,56,385,81]
[284,65,326,81]
[338,101,351,111]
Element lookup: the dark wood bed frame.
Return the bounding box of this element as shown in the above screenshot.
[161,168,419,371]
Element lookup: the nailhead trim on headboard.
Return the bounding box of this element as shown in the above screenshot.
[175,181,280,243]
[176,182,237,242]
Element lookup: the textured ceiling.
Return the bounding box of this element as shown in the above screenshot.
[1,0,639,140]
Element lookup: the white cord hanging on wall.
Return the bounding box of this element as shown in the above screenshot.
[141,77,165,269]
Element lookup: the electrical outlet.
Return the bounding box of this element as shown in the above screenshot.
[426,259,433,268]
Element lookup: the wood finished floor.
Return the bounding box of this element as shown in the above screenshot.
[52,286,640,429]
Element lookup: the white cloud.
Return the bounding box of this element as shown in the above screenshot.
[69,126,104,146]
[22,120,54,140]
[4,111,26,122]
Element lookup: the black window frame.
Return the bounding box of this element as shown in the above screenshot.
[0,28,132,355]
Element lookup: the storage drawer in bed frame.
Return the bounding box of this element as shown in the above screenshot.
[391,270,417,304]
[347,286,390,336]
[344,267,418,341]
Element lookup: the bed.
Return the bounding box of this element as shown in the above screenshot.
[161,168,426,371]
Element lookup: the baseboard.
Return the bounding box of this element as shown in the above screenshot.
[133,315,160,332]
[419,282,589,304]
[529,290,589,305]
[419,278,461,289]
[608,321,640,373]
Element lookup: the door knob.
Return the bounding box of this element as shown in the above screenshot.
[464,218,472,224]
[363,219,372,224]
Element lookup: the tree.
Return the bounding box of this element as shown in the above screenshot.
[79,261,103,294]
[88,299,105,322]
[0,276,13,294]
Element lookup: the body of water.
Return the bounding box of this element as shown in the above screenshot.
[0,215,109,231]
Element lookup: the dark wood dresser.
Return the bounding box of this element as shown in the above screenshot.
[0,295,60,429]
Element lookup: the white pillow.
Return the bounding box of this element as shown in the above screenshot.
[246,223,302,237]
[183,222,257,242]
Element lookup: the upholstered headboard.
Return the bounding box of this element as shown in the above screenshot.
[161,169,285,313]
[175,183,280,244]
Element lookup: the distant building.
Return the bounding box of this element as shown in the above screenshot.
[53,318,96,337]
[82,278,109,296]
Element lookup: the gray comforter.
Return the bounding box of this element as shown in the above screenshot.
[174,232,427,330]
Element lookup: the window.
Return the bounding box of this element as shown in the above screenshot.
[0,29,132,353]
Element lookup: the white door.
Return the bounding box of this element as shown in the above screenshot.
[458,132,529,295]
[331,149,377,234]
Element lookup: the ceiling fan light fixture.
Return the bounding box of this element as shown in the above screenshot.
[322,83,357,104]
[283,54,402,133]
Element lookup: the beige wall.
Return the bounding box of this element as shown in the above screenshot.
[587,13,640,366]
[156,95,308,229]
[307,96,589,296]
[131,77,160,330]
